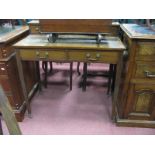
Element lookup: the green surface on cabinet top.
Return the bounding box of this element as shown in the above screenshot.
[0,26,29,43]
[121,24,155,39]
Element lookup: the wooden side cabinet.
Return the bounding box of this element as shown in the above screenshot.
[116,24,155,128]
[0,26,38,121]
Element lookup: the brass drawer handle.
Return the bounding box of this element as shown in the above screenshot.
[36,52,49,59]
[2,49,6,52]
[96,53,100,58]
[87,58,98,61]
[35,27,39,31]
[86,53,91,58]
[0,67,5,71]
[144,70,155,78]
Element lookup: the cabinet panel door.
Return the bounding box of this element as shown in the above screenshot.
[124,84,155,120]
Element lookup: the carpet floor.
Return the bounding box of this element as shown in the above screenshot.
[2,62,155,134]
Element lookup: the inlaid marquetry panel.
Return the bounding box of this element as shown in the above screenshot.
[125,84,155,120]
[137,42,155,56]
[134,90,153,113]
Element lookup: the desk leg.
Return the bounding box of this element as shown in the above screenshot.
[16,51,31,117]
[107,64,113,95]
[44,61,48,88]
[112,54,123,122]
[0,114,3,135]
[70,62,73,91]
[77,62,81,75]
[36,61,42,91]
[82,63,87,91]
[111,64,117,93]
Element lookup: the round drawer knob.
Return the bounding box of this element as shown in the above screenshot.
[36,51,40,56]
[96,53,100,58]
[2,49,6,52]
[86,53,91,58]
[1,67,5,71]
[35,27,39,31]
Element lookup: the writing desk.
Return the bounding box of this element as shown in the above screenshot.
[13,34,125,121]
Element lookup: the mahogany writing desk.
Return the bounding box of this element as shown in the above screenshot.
[13,34,125,122]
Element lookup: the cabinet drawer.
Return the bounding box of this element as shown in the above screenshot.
[134,61,155,79]
[1,46,14,58]
[68,50,120,63]
[20,49,67,61]
[136,42,155,60]
[125,83,155,120]
[29,26,40,34]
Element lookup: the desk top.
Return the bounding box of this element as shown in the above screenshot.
[28,20,120,27]
[0,26,29,44]
[121,24,155,40]
[14,34,125,51]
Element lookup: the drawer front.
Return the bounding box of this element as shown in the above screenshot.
[29,25,40,34]
[0,77,11,92]
[136,42,155,60]
[1,46,14,58]
[68,50,120,63]
[125,83,155,120]
[0,63,8,75]
[134,61,155,79]
[20,49,67,61]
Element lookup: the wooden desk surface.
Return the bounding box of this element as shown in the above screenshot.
[14,34,125,51]
[0,26,29,44]
[28,20,120,27]
[121,24,155,40]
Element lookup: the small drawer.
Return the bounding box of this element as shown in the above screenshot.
[134,61,155,79]
[1,46,14,58]
[0,77,11,92]
[68,50,120,64]
[20,49,67,61]
[29,26,40,34]
[0,63,8,75]
[136,42,155,61]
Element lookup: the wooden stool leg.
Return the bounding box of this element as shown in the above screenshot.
[111,64,117,93]
[77,62,81,75]
[107,64,113,95]
[42,61,46,72]
[70,62,73,91]
[44,61,48,88]
[49,62,53,74]
[0,114,3,135]
[36,61,42,91]
[82,63,87,91]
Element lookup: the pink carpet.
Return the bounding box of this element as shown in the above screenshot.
[2,63,155,134]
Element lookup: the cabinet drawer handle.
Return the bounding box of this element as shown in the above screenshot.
[2,49,6,52]
[144,70,155,78]
[36,52,49,59]
[96,53,101,58]
[0,67,5,71]
[35,27,39,31]
[87,58,98,61]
